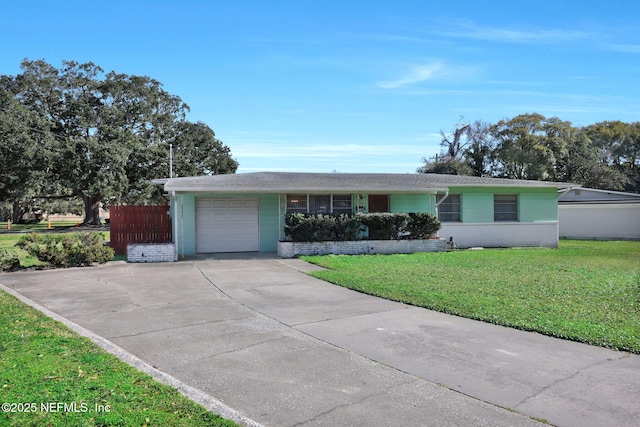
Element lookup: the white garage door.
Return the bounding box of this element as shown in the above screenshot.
[196,198,259,253]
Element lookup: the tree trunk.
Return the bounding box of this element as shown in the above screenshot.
[12,201,27,224]
[78,192,102,225]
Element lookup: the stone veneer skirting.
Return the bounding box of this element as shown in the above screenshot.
[277,239,446,258]
[127,243,176,262]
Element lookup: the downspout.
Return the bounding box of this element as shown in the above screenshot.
[434,190,449,238]
[172,191,179,261]
[434,190,449,217]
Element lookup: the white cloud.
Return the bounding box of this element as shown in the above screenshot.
[441,22,588,44]
[377,62,445,89]
[605,43,640,54]
[377,61,478,89]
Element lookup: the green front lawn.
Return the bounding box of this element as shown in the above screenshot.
[303,240,640,353]
[0,290,237,427]
[0,234,45,268]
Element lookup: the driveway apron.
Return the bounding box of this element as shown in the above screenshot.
[1,258,638,427]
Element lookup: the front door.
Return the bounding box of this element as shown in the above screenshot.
[368,195,389,212]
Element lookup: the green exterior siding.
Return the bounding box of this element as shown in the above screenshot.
[173,193,282,255]
[449,187,558,223]
[258,194,281,251]
[519,190,558,222]
[389,194,434,213]
[458,191,493,223]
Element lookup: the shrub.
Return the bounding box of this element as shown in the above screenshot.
[284,212,441,242]
[407,212,441,239]
[357,212,409,240]
[0,250,20,271]
[284,213,365,242]
[16,232,114,267]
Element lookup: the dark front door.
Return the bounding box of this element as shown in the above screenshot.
[368,195,389,212]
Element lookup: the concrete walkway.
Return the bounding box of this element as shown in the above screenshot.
[1,258,638,426]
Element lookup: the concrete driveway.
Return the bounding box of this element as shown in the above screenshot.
[1,257,639,427]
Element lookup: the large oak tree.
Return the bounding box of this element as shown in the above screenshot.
[0,59,238,224]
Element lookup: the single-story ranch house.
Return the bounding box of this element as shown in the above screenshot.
[161,172,576,257]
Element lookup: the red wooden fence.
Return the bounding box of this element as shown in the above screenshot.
[109,205,172,255]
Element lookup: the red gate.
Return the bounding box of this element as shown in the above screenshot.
[109,206,172,255]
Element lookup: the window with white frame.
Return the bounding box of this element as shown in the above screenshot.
[437,194,461,222]
[286,194,353,214]
[494,194,518,221]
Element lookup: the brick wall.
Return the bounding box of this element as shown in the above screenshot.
[127,243,176,263]
[277,239,446,258]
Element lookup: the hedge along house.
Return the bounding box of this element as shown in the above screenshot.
[162,172,577,258]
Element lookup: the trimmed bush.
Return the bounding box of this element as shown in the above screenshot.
[407,212,442,239]
[284,212,441,242]
[357,212,409,240]
[16,232,114,267]
[284,213,364,242]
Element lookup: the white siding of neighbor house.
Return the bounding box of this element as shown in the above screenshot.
[558,204,640,240]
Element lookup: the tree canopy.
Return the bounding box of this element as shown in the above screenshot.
[0,59,238,223]
[419,114,640,193]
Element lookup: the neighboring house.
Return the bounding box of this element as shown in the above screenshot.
[558,188,640,240]
[162,172,576,256]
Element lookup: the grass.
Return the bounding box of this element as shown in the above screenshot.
[0,234,45,268]
[0,220,84,232]
[302,240,640,353]
[0,290,238,427]
[1,227,111,269]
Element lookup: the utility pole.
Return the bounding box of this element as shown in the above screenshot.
[169,144,173,178]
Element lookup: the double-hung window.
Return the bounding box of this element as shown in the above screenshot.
[437,194,461,222]
[494,194,518,221]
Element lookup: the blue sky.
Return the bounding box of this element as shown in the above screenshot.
[2,1,639,173]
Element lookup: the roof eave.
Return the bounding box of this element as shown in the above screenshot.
[447,183,578,189]
[164,186,447,194]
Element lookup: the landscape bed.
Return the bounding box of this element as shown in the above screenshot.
[302,240,640,353]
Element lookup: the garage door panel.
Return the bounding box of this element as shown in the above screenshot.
[196,198,259,253]
[196,199,212,208]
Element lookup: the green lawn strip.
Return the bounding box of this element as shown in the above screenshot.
[0,290,238,427]
[302,240,640,353]
[0,221,83,232]
[0,234,44,268]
